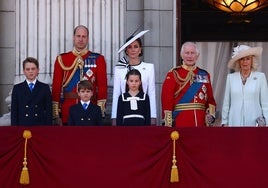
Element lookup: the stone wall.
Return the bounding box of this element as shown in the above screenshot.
[0,1,16,125]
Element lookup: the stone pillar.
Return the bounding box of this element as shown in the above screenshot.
[144,0,176,124]
[0,0,124,125]
[0,1,15,125]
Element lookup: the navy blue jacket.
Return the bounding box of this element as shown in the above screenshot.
[116,91,151,126]
[11,80,52,126]
[68,102,102,126]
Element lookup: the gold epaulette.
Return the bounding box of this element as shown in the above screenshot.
[57,55,77,71]
[169,66,182,73]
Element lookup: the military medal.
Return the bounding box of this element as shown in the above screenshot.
[86,69,93,77]
[199,92,205,100]
[202,85,207,93]
[85,57,97,68]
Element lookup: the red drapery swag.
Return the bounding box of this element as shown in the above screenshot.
[0,126,268,188]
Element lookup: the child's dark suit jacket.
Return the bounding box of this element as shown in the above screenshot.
[11,80,52,125]
[68,102,102,125]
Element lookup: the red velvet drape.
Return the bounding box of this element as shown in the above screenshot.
[0,126,268,188]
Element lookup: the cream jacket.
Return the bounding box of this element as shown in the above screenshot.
[221,71,268,126]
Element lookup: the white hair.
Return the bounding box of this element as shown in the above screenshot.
[180,41,200,57]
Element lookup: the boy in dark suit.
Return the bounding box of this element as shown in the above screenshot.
[11,57,52,125]
[68,80,102,125]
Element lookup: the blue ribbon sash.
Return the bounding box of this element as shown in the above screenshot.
[172,69,208,119]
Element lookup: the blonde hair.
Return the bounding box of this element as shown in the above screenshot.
[233,55,258,72]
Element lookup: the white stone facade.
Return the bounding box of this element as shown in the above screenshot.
[0,0,176,125]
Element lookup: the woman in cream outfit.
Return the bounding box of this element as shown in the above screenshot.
[221,45,268,127]
[111,32,156,125]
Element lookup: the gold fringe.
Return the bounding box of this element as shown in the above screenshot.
[20,164,29,185]
[170,131,179,183]
[19,130,32,185]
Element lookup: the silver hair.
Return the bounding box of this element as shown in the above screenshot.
[180,41,200,57]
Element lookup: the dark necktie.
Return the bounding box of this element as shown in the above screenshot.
[29,83,34,92]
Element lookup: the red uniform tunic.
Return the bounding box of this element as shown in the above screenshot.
[52,49,107,124]
[161,65,216,127]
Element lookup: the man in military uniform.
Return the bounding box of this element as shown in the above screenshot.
[161,42,216,127]
[52,25,107,125]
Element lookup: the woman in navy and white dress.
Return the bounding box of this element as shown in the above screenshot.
[111,32,156,125]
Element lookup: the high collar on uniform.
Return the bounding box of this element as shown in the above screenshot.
[72,47,89,56]
[182,63,197,71]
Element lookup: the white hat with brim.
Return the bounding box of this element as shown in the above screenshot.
[228,45,263,70]
[118,30,149,53]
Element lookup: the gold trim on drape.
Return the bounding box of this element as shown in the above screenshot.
[19,130,32,185]
[170,130,179,182]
